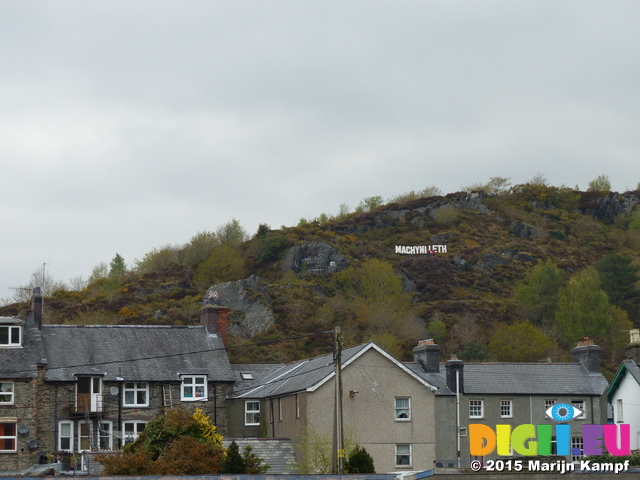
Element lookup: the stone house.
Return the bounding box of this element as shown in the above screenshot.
[407,338,609,467]
[607,329,640,452]
[0,291,46,473]
[228,342,439,473]
[0,291,235,474]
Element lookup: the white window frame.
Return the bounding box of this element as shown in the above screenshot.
[181,375,207,401]
[123,421,147,445]
[469,399,484,419]
[395,444,412,467]
[500,399,513,418]
[0,325,21,347]
[571,399,586,420]
[0,421,17,452]
[395,397,411,420]
[0,381,14,405]
[244,400,261,426]
[571,436,583,462]
[78,420,113,451]
[616,399,624,423]
[58,421,74,451]
[123,382,149,407]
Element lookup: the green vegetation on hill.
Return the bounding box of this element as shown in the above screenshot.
[3,177,640,378]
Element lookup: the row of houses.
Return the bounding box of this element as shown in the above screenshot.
[1,288,638,474]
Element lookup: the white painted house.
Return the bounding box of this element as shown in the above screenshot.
[607,329,640,452]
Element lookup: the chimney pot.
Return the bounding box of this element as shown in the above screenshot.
[571,338,601,373]
[199,304,229,347]
[412,340,440,373]
[445,356,464,394]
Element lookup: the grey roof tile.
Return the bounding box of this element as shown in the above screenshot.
[405,361,608,396]
[0,317,46,379]
[223,438,298,473]
[236,343,370,399]
[42,325,235,382]
[231,363,285,395]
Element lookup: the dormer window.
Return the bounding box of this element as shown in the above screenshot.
[0,326,21,347]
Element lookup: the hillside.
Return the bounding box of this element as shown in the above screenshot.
[3,183,640,378]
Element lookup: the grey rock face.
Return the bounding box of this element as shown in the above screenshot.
[205,276,275,338]
[581,192,639,222]
[510,221,548,239]
[281,241,350,275]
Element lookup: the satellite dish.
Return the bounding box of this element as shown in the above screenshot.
[18,425,29,435]
[110,386,119,396]
[28,440,39,449]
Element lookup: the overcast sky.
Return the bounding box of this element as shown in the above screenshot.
[2,1,639,301]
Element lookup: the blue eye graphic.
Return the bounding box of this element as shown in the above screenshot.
[545,403,583,422]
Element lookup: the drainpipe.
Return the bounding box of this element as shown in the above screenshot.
[213,384,217,426]
[456,370,461,468]
[270,399,275,437]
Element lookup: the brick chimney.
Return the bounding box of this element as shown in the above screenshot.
[571,337,601,373]
[32,287,43,330]
[412,339,441,373]
[624,329,640,365]
[445,355,464,394]
[199,304,229,347]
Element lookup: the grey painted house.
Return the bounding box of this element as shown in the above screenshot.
[407,338,609,467]
[228,342,439,473]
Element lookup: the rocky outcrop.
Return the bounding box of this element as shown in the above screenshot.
[281,241,350,275]
[510,221,548,239]
[204,276,274,338]
[580,191,640,222]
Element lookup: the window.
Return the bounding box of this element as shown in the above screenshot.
[0,381,14,405]
[500,400,512,418]
[395,397,411,420]
[0,422,17,452]
[79,421,112,451]
[0,326,21,347]
[571,437,583,462]
[545,399,556,410]
[278,398,283,422]
[396,444,411,466]
[241,372,253,380]
[124,382,149,407]
[245,401,260,426]
[469,400,483,418]
[123,421,147,445]
[571,399,586,419]
[296,394,300,419]
[616,399,624,422]
[181,375,207,401]
[58,421,73,451]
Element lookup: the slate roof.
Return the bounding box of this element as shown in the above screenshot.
[405,361,608,396]
[231,363,285,397]
[0,316,46,379]
[235,342,437,399]
[223,438,297,473]
[41,324,235,382]
[403,362,453,395]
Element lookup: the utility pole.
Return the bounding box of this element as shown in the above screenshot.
[332,326,344,474]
